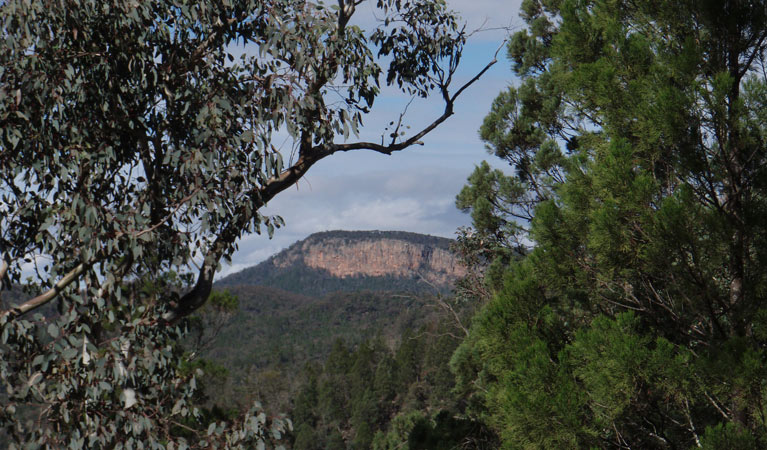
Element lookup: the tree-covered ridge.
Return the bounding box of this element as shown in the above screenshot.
[222,264,455,297]
[454,0,767,448]
[217,230,461,295]
[200,287,446,390]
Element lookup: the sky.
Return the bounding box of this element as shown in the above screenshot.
[218,0,524,278]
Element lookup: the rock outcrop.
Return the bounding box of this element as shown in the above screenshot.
[217,230,465,295]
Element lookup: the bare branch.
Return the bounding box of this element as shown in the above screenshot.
[450,40,505,103]
[1,263,88,319]
[703,390,731,421]
[417,273,469,337]
[685,398,702,448]
[387,96,416,146]
[332,45,501,155]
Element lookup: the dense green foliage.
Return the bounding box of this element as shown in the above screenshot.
[289,327,495,450]
[197,245,495,449]
[454,0,767,448]
[220,263,451,298]
[0,0,485,446]
[296,230,455,249]
[199,287,446,415]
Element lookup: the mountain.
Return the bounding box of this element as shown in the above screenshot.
[202,231,469,415]
[216,230,465,296]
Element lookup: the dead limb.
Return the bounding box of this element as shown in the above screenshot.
[1,262,88,320]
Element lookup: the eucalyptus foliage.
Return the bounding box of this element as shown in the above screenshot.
[0,0,492,446]
[455,0,767,448]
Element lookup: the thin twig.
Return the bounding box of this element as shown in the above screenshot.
[449,40,505,102]
[703,390,731,421]
[170,419,201,436]
[115,186,202,239]
[416,273,469,337]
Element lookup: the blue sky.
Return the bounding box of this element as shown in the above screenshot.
[219,0,523,278]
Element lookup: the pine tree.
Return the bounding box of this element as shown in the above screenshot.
[454,0,767,448]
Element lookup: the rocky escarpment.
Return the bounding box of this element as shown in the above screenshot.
[274,231,464,286]
[217,230,465,296]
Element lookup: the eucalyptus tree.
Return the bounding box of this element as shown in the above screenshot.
[0,0,495,446]
[454,0,767,448]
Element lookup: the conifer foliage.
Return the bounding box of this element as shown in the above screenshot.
[455,0,767,448]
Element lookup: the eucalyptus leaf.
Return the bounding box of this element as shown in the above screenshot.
[0,0,478,446]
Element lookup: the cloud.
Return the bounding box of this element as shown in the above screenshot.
[265,166,473,238]
[217,166,476,279]
[447,0,525,40]
[218,0,528,277]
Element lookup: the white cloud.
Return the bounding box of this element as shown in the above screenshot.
[265,167,472,237]
[447,0,524,41]
[218,0,528,277]
[216,165,476,279]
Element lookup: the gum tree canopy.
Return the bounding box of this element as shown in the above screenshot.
[0,0,493,446]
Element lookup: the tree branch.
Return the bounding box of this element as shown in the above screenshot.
[1,184,203,320]
[1,263,88,320]
[331,49,499,155]
[0,256,9,302]
[169,52,500,320]
[0,257,8,285]
[144,32,502,323]
[449,41,504,103]
[165,154,323,321]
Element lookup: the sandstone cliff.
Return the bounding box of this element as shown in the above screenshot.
[217,230,465,296]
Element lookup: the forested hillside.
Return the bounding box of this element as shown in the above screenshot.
[188,230,480,447]
[193,284,493,450]
[198,287,446,414]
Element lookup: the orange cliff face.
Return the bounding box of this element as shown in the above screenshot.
[272,236,466,289]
